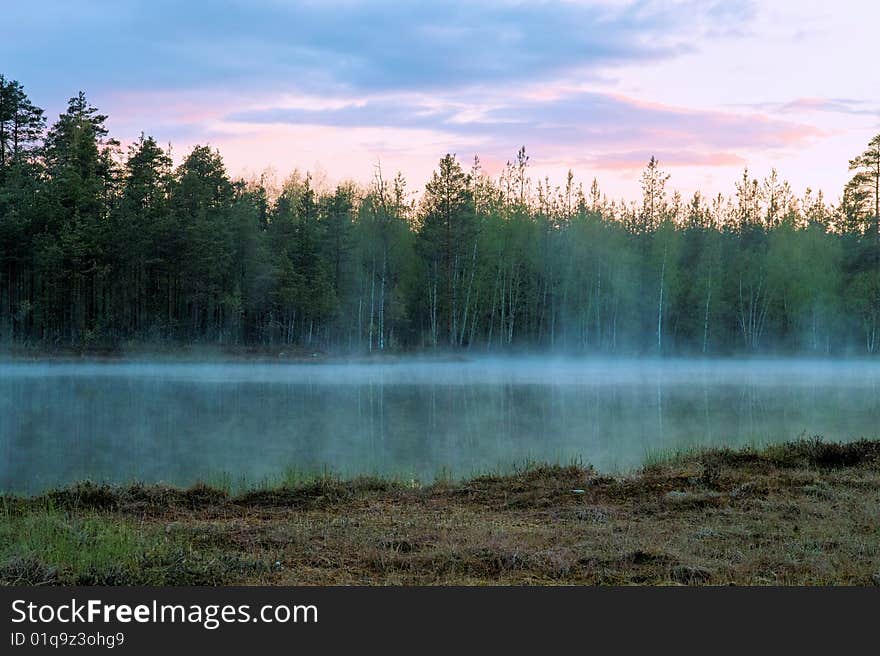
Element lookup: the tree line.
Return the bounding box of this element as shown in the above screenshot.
[1,75,879,354]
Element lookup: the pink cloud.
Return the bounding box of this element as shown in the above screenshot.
[585,150,747,172]
[89,81,833,205]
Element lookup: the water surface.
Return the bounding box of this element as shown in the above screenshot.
[2,358,879,493]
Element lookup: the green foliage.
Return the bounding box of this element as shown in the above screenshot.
[1,73,880,354]
[0,507,261,585]
[847,134,880,246]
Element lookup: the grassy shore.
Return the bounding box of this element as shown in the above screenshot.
[2,438,879,586]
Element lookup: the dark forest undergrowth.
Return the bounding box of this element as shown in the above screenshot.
[2,438,879,586]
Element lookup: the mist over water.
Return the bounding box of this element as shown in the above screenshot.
[2,358,879,493]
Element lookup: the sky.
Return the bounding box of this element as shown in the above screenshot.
[4,0,879,201]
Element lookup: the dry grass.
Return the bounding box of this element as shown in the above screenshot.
[2,438,879,586]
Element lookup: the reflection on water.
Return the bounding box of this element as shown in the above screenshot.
[1,359,879,493]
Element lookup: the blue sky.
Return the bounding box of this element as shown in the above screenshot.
[4,0,878,199]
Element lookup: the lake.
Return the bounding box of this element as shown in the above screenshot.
[1,358,879,493]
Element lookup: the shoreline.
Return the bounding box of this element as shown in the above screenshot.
[3,348,880,364]
[3,438,878,586]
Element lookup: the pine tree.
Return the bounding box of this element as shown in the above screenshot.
[0,75,45,174]
[848,134,880,253]
[417,154,474,346]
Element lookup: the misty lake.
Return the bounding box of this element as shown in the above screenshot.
[1,358,879,493]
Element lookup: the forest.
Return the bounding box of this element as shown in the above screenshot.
[1,74,879,355]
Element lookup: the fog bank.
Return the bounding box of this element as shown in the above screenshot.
[2,358,878,493]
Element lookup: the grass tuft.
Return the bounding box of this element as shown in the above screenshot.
[2,438,878,586]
